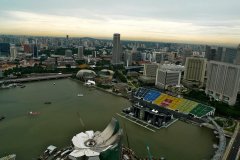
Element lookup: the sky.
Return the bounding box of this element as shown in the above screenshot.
[0,0,240,46]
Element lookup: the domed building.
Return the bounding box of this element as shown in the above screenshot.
[76,69,96,80]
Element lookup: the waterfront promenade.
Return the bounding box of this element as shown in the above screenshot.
[0,74,72,83]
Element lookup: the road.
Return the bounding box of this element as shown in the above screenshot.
[227,127,240,160]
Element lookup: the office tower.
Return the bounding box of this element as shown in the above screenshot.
[222,48,237,64]
[205,45,216,61]
[10,45,17,60]
[111,33,122,65]
[235,44,240,65]
[155,64,184,89]
[143,63,159,77]
[182,48,193,64]
[66,35,69,39]
[183,57,207,87]
[205,61,240,106]
[77,46,84,59]
[214,47,223,61]
[33,44,38,58]
[0,43,10,57]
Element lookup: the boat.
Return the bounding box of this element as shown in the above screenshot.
[0,84,17,89]
[20,85,26,88]
[44,102,52,104]
[0,154,16,160]
[29,111,40,116]
[77,94,83,97]
[53,83,56,85]
[0,116,5,121]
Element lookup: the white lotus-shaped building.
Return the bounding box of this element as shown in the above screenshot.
[69,118,122,160]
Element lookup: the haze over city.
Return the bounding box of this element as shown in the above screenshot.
[0,0,240,46]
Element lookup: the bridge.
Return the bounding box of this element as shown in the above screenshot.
[1,74,72,83]
[208,117,227,160]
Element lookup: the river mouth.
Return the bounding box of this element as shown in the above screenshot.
[0,79,217,160]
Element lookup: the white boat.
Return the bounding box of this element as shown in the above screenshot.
[0,154,16,160]
[77,94,83,97]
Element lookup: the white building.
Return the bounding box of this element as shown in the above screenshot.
[10,45,17,60]
[155,64,184,89]
[205,61,240,106]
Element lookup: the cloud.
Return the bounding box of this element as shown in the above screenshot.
[0,0,240,46]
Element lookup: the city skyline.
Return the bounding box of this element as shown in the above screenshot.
[0,0,240,46]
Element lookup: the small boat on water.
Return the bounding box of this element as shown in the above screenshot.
[20,85,26,88]
[44,102,52,104]
[0,116,5,121]
[77,94,83,97]
[0,154,16,160]
[29,111,40,116]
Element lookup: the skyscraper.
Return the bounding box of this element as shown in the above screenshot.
[235,44,240,65]
[183,57,207,87]
[205,61,240,106]
[111,33,122,65]
[10,45,17,60]
[33,44,38,58]
[222,48,237,64]
[0,43,10,57]
[124,50,132,67]
[205,45,216,61]
[77,46,84,59]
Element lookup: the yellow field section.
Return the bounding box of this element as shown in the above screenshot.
[153,94,167,105]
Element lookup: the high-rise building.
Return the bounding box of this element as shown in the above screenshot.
[77,46,84,59]
[33,44,38,58]
[156,64,184,89]
[222,48,237,64]
[205,45,216,61]
[124,51,132,67]
[143,63,159,77]
[111,33,122,65]
[182,48,193,64]
[235,44,240,65]
[10,45,17,60]
[0,43,10,57]
[183,57,207,87]
[205,61,240,106]
[214,47,223,61]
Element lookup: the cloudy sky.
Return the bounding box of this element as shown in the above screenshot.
[0,0,240,45]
